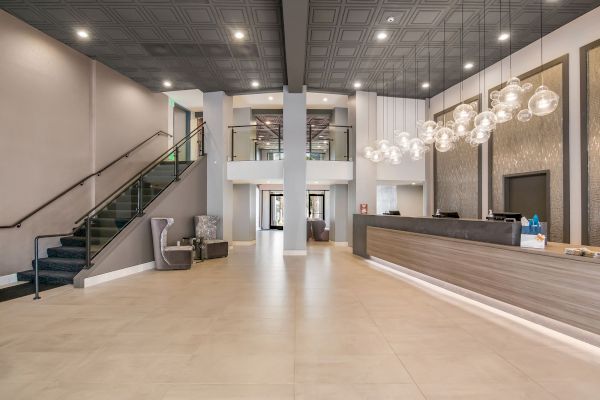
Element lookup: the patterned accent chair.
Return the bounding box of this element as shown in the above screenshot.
[150,218,193,270]
[310,219,330,242]
[194,215,229,259]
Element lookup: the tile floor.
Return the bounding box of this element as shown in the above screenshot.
[1,230,600,399]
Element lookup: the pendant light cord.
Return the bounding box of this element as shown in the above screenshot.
[442,18,446,124]
[539,0,544,84]
[460,0,464,103]
[508,0,512,78]
[415,45,418,133]
[427,31,431,99]
[499,0,504,88]
[483,0,487,104]
[403,56,407,131]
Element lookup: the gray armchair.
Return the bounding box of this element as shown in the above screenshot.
[194,215,229,259]
[310,220,330,242]
[150,218,193,270]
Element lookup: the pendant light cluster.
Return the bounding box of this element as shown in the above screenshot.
[362,0,559,163]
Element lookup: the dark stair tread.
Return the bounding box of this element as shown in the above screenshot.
[47,246,86,259]
[17,270,77,285]
[61,236,86,247]
[31,257,87,272]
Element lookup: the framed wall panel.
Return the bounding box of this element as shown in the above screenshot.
[581,39,600,246]
[433,95,482,219]
[488,56,569,243]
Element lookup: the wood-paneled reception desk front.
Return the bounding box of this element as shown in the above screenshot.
[353,214,600,346]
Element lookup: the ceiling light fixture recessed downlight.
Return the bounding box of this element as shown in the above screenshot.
[386,16,395,23]
[234,31,245,39]
[76,29,89,39]
[163,80,172,88]
[376,32,388,40]
[421,82,430,89]
[268,96,274,101]
[323,97,328,102]
[353,82,362,89]
[251,80,260,88]
[464,62,474,69]
[498,32,510,41]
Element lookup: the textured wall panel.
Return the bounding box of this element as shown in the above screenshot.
[587,46,600,246]
[491,63,564,242]
[434,99,480,219]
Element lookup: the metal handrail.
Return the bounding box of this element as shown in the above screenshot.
[74,122,206,225]
[0,130,171,229]
[33,233,73,299]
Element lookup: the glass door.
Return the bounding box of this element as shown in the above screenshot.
[270,194,284,229]
[308,194,325,220]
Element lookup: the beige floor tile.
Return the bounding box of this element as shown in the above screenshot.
[295,383,425,400]
[537,378,600,400]
[2,231,599,399]
[399,352,531,385]
[294,355,413,384]
[418,382,556,400]
[160,384,294,400]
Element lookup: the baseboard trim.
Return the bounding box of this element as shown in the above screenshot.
[83,261,155,288]
[233,240,256,246]
[0,273,17,287]
[367,256,600,352]
[331,241,348,247]
[283,249,307,256]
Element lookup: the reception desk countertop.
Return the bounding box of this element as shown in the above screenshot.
[353,214,600,346]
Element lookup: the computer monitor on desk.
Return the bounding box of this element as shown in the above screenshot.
[488,212,522,222]
[432,211,460,219]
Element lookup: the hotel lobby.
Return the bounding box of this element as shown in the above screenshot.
[1,0,600,398]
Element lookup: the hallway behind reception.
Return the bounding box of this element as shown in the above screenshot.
[1,230,599,400]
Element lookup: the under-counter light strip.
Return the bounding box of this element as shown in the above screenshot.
[365,257,600,356]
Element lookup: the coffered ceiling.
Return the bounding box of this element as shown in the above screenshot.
[2,0,598,97]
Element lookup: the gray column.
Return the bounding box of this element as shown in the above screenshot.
[203,91,233,241]
[347,91,377,246]
[232,184,257,242]
[330,184,348,243]
[283,85,307,254]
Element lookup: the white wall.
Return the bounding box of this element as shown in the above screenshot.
[429,6,600,244]
[0,10,168,276]
[397,185,425,217]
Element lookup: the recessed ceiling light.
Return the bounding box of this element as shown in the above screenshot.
[251,80,260,88]
[376,32,388,40]
[353,82,362,89]
[265,121,271,125]
[323,97,328,102]
[234,31,245,39]
[265,142,270,145]
[498,32,510,41]
[76,29,89,39]
[386,16,395,23]
[421,82,430,89]
[464,62,474,70]
[163,80,172,88]
[411,182,416,185]
[268,96,274,101]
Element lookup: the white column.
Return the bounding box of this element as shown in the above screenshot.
[203,91,233,242]
[347,91,377,246]
[283,85,307,255]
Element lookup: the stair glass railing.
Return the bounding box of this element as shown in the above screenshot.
[229,123,283,161]
[73,123,205,267]
[306,124,352,161]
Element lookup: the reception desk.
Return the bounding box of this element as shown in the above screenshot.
[353,214,600,345]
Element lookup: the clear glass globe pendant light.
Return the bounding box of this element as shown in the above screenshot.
[472,0,495,144]
[528,0,559,117]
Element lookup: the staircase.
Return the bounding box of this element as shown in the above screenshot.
[16,160,193,285]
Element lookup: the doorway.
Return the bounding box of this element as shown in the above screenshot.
[308,194,325,220]
[269,194,284,229]
[504,170,550,224]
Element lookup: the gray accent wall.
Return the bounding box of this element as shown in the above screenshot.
[74,158,207,287]
[490,62,567,243]
[233,184,257,242]
[0,11,168,277]
[585,44,600,246]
